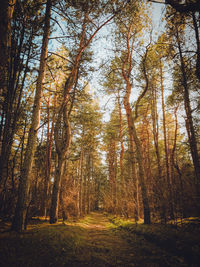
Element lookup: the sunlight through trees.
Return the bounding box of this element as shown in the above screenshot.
[0,0,199,231]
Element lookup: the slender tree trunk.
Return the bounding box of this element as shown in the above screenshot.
[43,97,51,217]
[108,140,117,212]
[49,155,65,223]
[11,0,51,231]
[117,94,126,200]
[117,92,126,215]
[79,146,84,217]
[123,82,151,224]
[0,0,16,106]
[170,106,179,218]
[50,104,71,223]
[151,86,162,181]
[160,60,174,220]
[0,0,16,186]
[192,12,200,81]
[176,29,200,198]
[120,23,151,223]
[82,169,87,215]
[86,153,91,214]
[151,85,166,222]
[41,95,55,217]
[0,41,31,194]
[124,95,138,219]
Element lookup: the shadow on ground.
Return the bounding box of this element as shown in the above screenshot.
[0,212,200,266]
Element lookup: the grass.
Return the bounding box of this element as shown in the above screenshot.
[0,221,86,267]
[0,214,200,267]
[108,214,200,266]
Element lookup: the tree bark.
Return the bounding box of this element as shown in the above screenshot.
[78,145,84,217]
[0,0,16,104]
[11,0,52,231]
[117,91,126,214]
[49,155,65,223]
[151,85,167,222]
[41,95,56,218]
[176,29,200,199]
[108,140,117,212]
[160,60,174,220]
[120,23,150,224]
[0,0,16,187]
[192,12,200,81]
[50,103,71,223]
[123,82,151,224]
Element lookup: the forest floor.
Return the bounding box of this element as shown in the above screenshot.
[0,212,200,266]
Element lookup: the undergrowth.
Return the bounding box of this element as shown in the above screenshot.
[0,221,86,267]
[1,213,200,267]
[108,214,200,266]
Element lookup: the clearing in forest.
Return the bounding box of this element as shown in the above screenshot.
[0,212,199,266]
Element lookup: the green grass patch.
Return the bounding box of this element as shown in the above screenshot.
[0,220,86,267]
[109,215,200,266]
[108,215,137,228]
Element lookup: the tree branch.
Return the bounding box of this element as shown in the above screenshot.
[148,0,200,13]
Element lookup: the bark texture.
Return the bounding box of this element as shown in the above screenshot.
[176,29,200,197]
[11,0,52,231]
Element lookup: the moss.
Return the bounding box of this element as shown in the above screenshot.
[111,215,200,266]
[0,222,86,267]
[1,214,200,267]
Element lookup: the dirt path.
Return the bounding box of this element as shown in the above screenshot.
[65,212,190,267]
[1,212,193,266]
[68,212,136,267]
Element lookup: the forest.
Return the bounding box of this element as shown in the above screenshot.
[0,0,200,266]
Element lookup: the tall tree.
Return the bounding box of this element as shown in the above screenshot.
[160,59,175,219]
[118,6,151,223]
[0,0,16,185]
[0,0,16,109]
[49,0,124,223]
[165,9,200,203]
[12,0,52,231]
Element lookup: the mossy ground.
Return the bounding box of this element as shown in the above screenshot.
[0,213,200,266]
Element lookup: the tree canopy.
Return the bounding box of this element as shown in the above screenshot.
[0,0,199,231]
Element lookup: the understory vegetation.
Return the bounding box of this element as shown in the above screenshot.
[1,213,200,266]
[0,1,200,264]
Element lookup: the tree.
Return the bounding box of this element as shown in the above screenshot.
[119,8,151,224]
[165,9,200,204]
[12,0,52,231]
[0,0,48,215]
[148,0,200,13]
[49,0,125,223]
[103,108,119,213]
[0,0,16,111]
[149,0,200,81]
[160,59,175,220]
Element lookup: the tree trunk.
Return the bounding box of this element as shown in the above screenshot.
[86,153,91,214]
[50,103,71,223]
[49,155,65,224]
[0,0,16,187]
[108,140,117,213]
[117,92,126,215]
[123,82,151,224]
[160,60,174,220]
[0,0,16,106]
[192,12,200,81]
[151,85,166,222]
[41,96,55,217]
[78,146,84,217]
[176,29,200,199]
[11,0,51,231]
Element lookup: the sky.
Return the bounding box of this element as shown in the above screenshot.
[49,1,167,122]
[89,1,166,122]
